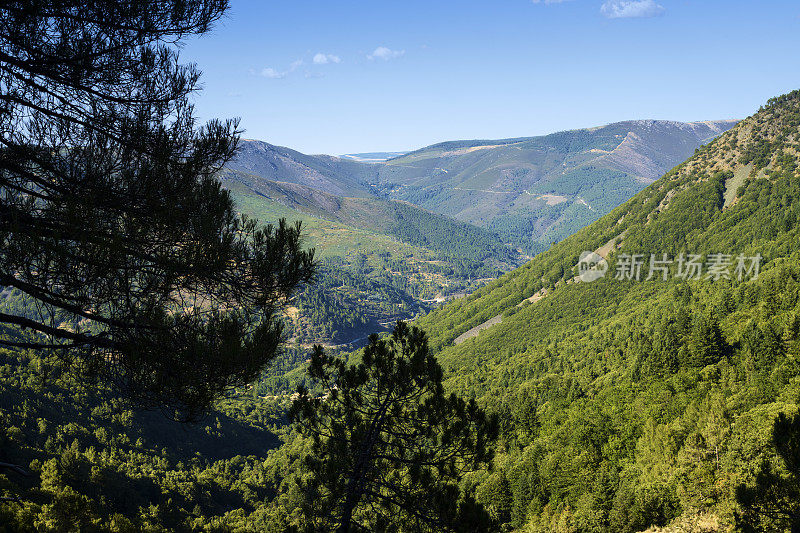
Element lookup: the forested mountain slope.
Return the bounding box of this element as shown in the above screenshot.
[413,91,800,531]
[0,330,296,530]
[220,169,519,270]
[374,120,736,252]
[227,140,378,198]
[215,171,521,346]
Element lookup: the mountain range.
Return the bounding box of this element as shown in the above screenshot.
[227,120,736,255]
[218,119,737,344]
[3,76,799,531]
[373,119,737,250]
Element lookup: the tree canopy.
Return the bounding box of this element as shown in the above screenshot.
[290,321,498,532]
[0,0,315,420]
[736,411,800,532]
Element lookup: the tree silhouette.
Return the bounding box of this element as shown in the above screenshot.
[0,1,314,421]
[290,321,498,532]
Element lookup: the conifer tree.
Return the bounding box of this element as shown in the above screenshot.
[290,321,498,532]
[0,1,315,420]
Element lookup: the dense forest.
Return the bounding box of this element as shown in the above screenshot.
[412,90,800,531]
[3,1,800,531]
[3,90,800,531]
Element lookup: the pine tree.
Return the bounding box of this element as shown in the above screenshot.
[290,321,498,532]
[0,1,315,420]
[688,315,726,367]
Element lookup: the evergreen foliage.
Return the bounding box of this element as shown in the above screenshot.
[289,322,498,532]
[0,1,314,420]
[736,411,800,532]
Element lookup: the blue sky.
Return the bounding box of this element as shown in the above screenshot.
[181,0,800,155]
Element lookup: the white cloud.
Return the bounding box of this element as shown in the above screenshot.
[601,0,665,18]
[254,54,338,81]
[260,67,286,79]
[368,46,405,61]
[313,53,341,65]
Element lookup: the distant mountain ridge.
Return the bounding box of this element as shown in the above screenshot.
[227,140,377,197]
[339,152,408,163]
[392,120,734,173]
[229,119,736,254]
[371,119,737,252]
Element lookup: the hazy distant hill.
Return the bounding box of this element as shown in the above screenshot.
[372,119,737,252]
[227,140,379,198]
[339,152,408,163]
[230,121,737,255]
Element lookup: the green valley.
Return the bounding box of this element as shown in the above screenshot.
[1,91,791,531]
[3,2,799,530]
[216,121,737,346]
[220,169,521,346]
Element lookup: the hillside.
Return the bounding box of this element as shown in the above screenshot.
[220,169,519,269]
[373,120,737,252]
[227,140,379,198]
[412,92,800,530]
[216,170,520,346]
